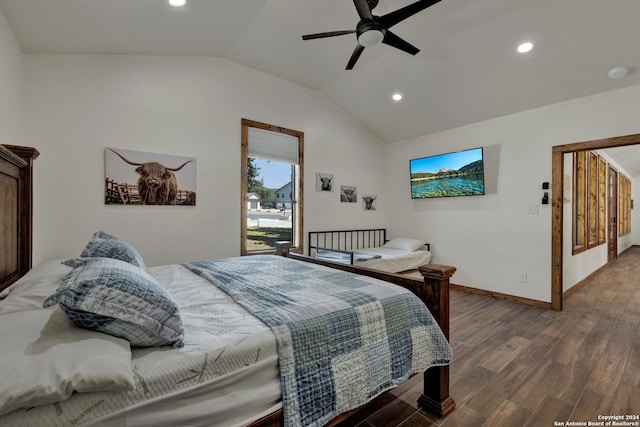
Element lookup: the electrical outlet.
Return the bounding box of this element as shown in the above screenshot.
[527,205,539,215]
[519,273,527,283]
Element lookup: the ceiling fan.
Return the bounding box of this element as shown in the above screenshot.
[302,0,441,70]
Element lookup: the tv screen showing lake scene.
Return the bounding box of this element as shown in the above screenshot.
[410,147,485,199]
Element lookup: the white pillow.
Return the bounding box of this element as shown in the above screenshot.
[0,260,71,315]
[0,307,134,416]
[382,237,427,252]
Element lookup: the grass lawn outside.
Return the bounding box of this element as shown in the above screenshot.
[246,227,292,251]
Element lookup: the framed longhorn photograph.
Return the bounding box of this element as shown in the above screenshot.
[340,185,357,203]
[316,173,334,192]
[362,194,377,210]
[105,148,197,206]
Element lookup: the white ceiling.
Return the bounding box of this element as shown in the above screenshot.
[1,0,640,174]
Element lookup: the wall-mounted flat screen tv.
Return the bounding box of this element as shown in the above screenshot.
[410,147,485,199]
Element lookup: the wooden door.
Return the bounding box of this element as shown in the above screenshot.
[607,166,618,262]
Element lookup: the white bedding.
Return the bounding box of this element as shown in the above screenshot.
[356,247,432,272]
[0,261,282,427]
[316,247,432,273]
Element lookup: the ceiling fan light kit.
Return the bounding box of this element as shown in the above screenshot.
[302,0,442,70]
[358,29,385,47]
[608,66,629,80]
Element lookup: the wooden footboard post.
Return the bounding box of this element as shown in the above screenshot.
[417,264,456,418]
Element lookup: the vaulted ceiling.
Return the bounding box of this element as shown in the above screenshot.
[1,0,639,174]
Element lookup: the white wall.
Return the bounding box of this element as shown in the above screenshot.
[385,84,640,303]
[17,50,640,301]
[24,55,387,266]
[0,11,23,143]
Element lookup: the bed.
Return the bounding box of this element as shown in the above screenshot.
[309,229,432,273]
[0,145,456,427]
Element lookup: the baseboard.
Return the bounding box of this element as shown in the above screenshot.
[450,283,551,309]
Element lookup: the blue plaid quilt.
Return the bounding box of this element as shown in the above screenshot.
[183,255,451,427]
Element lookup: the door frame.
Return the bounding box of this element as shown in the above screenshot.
[551,133,640,311]
[240,118,304,256]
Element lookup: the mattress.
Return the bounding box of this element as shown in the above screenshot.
[1,255,446,427]
[0,261,282,427]
[316,247,432,273]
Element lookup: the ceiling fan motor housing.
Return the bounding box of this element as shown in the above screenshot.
[356,20,386,38]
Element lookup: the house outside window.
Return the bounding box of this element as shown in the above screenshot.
[246,193,261,210]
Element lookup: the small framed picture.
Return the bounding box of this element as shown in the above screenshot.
[340,185,357,203]
[362,195,377,210]
[316,173,334,191]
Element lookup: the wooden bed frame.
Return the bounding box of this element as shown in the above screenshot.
[0,145,455,425]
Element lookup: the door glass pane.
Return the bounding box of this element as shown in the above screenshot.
[572,151,586,253]
[246,158,295,252]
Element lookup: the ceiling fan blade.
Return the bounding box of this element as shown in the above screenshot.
[353,0,373,21]
[302,30,355,40]
[382,31,420,55]
[380,0,441,28]
[346,44,365,70]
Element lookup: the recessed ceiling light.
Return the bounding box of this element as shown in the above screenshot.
[168,0,187,7]
[516,42,534,53]
[392,93,403,102]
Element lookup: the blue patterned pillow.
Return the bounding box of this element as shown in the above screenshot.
[43,257,184,347]
[80,231,145,269]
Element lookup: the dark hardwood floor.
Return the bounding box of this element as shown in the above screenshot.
[339,246,640,427]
